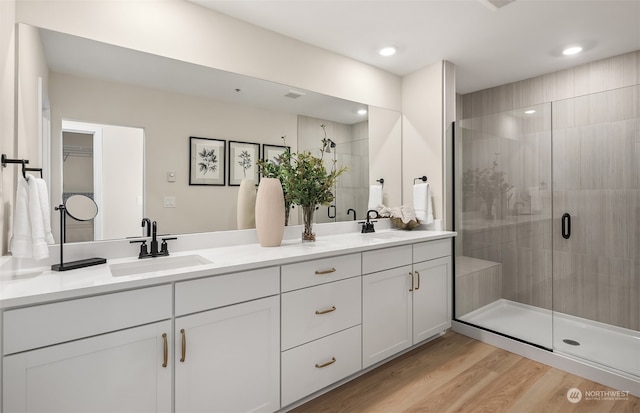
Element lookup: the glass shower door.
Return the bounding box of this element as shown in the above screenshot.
[552,85,640,377]
[454,103,554,349]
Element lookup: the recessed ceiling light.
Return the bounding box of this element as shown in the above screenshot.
[379,46,397,57]
[562,46,583,56]
[524,110,536,114]
[357,109,367,115]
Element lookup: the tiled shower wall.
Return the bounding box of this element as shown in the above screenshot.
[458,51,639,330]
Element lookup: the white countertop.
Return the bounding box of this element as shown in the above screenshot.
[0,229,455,309]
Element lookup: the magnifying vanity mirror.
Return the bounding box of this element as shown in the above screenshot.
[51,195,106,271]
[16,23,402,247]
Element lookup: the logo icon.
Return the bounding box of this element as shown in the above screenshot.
[567,388,582,403]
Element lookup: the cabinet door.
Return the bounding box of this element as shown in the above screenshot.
[362,265,413,368]
[3,321,171,413]
[413,256,452,343]
[175,295,280,413]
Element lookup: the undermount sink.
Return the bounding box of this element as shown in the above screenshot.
[109,254,212,277]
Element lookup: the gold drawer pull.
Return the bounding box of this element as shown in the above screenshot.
[162,333,168,368]
[315,306,337,315]
[180,329,186,363]
[415,271,421,290]
[315,268,336,275]
[409,272,414,291]
[315,357,336,368]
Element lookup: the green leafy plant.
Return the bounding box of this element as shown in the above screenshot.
[257,127,347,237]
[462,153,512,217]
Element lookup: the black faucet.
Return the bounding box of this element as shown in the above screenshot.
[130,220,177,258]
[150,221,159,256]
[360,209,379,233]
[347,208,357,221]
[141,218,151,237]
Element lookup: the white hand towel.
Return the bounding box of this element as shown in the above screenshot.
[9,176,32,258]
[36,178,55,244]
[413,183,434,224]
[368,185,383,210]
[27,176,49,260]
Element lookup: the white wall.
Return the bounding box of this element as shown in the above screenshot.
[402,61,447,224]
[101,125,144,240]
[0,0,16,254]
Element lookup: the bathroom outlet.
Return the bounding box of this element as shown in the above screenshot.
[164,196,176,208]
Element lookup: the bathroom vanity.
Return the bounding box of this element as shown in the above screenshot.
[0,228,454,413]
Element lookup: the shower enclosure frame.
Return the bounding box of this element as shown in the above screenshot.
[450,85,640,396]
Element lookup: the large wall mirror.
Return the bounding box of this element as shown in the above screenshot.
[17,23,401,244]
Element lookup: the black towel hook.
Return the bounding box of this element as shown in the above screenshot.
[413,176,428,184]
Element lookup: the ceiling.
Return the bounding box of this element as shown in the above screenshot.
[188,0,640,94]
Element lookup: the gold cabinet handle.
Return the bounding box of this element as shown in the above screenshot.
[180,329,186,363]
[315,357,336,368]
[315,306,337,315]
[415,271,421,290]
[162,333,168,368]
[409,272,414,291]
[315,268,337,275]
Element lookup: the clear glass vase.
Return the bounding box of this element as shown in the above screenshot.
[302,205,316,241]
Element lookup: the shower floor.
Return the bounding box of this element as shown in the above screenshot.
[459,299,640,378]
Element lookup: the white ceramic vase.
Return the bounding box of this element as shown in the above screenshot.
[255,178,285,247]
[237,178,257,229]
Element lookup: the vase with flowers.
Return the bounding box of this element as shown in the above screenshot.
[260,125,347,241]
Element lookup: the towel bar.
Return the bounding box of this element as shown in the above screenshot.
[413,176,428,184]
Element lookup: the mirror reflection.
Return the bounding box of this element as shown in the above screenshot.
[18,24,385,244]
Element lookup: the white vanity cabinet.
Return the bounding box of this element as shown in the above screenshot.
[362,239,452,368]
[174,267,280,413]
[2,285,172,413]
[280,254,362,407]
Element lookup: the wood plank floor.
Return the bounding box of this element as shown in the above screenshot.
[291,332,639,413]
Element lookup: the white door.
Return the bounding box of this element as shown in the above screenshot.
[413,256,451,343]
[175,296,280,413]
[362,265,413,368]
[3,321,171,413]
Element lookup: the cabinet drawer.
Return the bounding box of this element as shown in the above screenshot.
[175,266,279,316]
[281,253,361,292]
[281,277,361,350]
[413,238,451,263]
[281,325,361,407]
[362,245,412,274]
[3,285,171,355]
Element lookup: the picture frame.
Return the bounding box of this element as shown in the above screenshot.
[228,140,260,186]
[189,136,226,186]
[262,144,290,163]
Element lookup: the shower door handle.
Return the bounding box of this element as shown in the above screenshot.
[328,205,336,219]
[561,213,571,239]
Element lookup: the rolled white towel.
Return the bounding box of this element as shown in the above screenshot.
[9,176,32,258]
[367,184,383,210]
[27,176,49,260]
[413,183,434,224]
[36,178,55,244]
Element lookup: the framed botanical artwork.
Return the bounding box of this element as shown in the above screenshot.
[189,137,226,186]
[262,144,290,163]
[228,140,260,186]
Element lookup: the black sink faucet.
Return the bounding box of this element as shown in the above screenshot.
[150,221,159,256]
[360,209,379,233]
[347,208,357,221]
[130,220,177,258]
[141,218,151,237]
